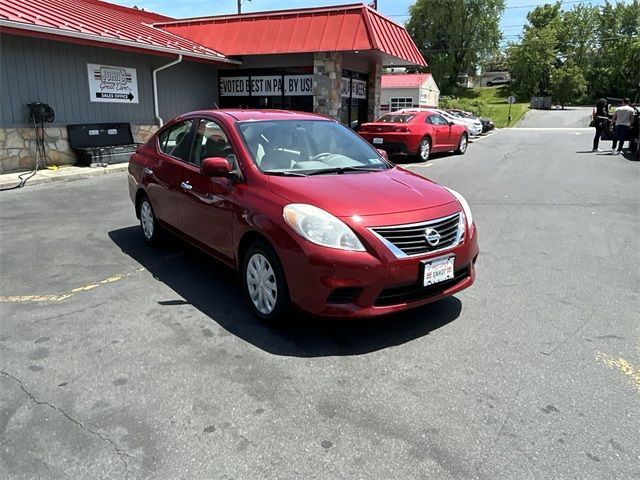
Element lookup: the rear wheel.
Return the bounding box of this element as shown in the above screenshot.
[139,195,162,245]
[455,133,468,155]
[417,137,431,162]
[242,241,291,324]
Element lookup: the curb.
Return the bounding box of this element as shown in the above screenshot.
[0,163,128,190]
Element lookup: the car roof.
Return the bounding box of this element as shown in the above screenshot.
[177,109,331,122]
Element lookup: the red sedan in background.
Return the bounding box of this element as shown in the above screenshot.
[358,111,469,161]
[128,110,478,323]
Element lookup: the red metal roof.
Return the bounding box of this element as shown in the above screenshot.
[381,73,433,88]
[0,0,233,63]
[157,4,427,67]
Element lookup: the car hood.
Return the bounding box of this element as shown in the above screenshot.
[268,167,456,217]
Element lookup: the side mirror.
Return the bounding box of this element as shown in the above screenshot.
[201,157,231,177]
[448,121,455,126]
[376,148,388,159]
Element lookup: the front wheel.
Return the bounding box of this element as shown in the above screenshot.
[417,137,431,162]
[455,133,468,155]
[242,241,291,324]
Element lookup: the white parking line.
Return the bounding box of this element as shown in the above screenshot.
[470,132,498,143]
[503,127,592,131]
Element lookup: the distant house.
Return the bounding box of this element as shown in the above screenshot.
[380,74,440,113]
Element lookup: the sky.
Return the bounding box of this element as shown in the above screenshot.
[115,0,621,47]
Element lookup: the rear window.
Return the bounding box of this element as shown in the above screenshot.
[377,114,415,123]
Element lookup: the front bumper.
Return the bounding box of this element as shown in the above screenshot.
[277,210,479,318]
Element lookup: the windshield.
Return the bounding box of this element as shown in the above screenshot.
[377,114,415,123]
[237,120,390,175]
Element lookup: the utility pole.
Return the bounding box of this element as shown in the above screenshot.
[237,0,251,14]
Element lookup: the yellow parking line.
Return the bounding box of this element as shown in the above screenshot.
[596,352,640,393]
[0,268,145,303]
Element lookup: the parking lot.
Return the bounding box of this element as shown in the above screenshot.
[1,119,639,479]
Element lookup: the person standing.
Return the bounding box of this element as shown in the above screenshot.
[611,98,635,154]
[592,98,609,151]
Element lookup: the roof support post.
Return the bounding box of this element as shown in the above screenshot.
[153,54,183,127]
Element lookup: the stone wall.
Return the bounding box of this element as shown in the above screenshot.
[313,52,343,120]
[368,62,383,122]
[0,124,159,174]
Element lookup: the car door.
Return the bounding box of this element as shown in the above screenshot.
[425,114,452,150]
[177,118,238,262]
[147,119,196,228]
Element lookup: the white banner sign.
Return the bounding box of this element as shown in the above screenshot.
[341,77,367,99]
[220,75,313,97]
[352,79,367,99]
[87,63,138,103]
[341,77,351,98]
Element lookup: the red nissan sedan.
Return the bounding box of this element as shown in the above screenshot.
[128,110,478,322]
[358,111,469,161]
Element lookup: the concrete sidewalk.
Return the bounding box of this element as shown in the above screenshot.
[0,163,128,190]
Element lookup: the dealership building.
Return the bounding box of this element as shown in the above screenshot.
[0,0,426,173]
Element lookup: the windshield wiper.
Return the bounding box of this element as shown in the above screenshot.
[266,171,308,177]
[305,166,386,176]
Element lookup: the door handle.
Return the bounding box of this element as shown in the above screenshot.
[144,167,154,175]
[181,181,192,191]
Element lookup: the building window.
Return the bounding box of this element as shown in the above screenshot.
[389,98,414,111]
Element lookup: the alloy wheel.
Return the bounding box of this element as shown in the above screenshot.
[459,135,468,153]
[419,139,431,161]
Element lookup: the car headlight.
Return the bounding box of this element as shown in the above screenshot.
[444,187,473,228]
[283,204,365,251]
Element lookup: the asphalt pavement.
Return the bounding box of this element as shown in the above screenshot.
[1,120,639,480]
[515,106,592,128]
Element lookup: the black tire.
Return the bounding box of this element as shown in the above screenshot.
[455,133,468,155]
[242,241,291,324]
[138,195,162,245]
[417,137,431,162]
[487,82,493,87]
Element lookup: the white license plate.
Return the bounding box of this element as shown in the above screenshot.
[372,137,383,145]
[422,256,455,286]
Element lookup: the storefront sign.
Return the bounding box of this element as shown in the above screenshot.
[87,64,138,103]
[219,75,313,97]
[352,79,367,99]
[341,78,351,98]
[341,77,367,99]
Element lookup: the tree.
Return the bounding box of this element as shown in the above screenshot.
[507,1,640,102]
[508,25,559,98]
[550,62,587,108]
[406,0,505,93]
[588,0,640,99]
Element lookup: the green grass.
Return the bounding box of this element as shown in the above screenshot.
[442,86,529,128]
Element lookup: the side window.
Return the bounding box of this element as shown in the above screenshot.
[191,119,238,172]
[427,115,447,126]
[157,120,194,161]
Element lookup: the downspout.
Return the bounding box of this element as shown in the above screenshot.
[153,54,183,127]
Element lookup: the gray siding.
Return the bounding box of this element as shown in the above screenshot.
[0,34,219,127]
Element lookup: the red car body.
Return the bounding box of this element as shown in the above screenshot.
[358,111,469,161]
[128,109,478,320]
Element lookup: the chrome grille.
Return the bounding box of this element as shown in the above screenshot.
[369,213,463,258]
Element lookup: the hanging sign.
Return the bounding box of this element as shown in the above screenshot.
[219,75,313,97]
[87,64,138,103]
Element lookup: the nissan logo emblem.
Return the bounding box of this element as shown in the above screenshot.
[425,228,441,246]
